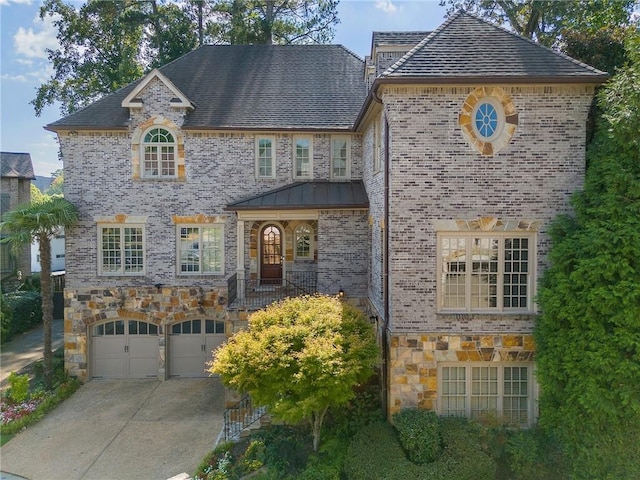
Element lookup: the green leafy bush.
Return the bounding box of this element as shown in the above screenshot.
[392,408,442,463]
[7,373,29,403]
[344,416,496,480]
[253,425,312,477]
[327,387,383,440]
[0,293,13,343]
[2,291,42,338]
[500,427,566,480]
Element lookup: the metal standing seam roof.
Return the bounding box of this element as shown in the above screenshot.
[1,152,35,179]
[46,45,367,132]
[225,181,369,211]
[381,11,609,81]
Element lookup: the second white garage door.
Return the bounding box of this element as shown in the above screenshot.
[169,319,227,377]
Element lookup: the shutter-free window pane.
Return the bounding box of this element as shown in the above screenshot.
[441,366,466,416]
[441,237,466,309]
[504,238,529,309]
[471,238,498,309]
[295,138,311,178]
[258,138,273,177]
[332,138,348,178]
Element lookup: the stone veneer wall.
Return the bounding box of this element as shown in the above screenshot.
[388,332,536,416]
[64,285,228,381]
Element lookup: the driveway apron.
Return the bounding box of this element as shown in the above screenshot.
[0,378,225,480]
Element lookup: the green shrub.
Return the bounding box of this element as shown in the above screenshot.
[344,417,496,480]
[393,408,442,463]
[0,293,13,342]
[252,425,312,477]
[3,291,42,337]
[327,387,383,440]
[7,372,29,403]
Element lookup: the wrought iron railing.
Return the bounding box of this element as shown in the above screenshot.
[227,273,238,306]
[223,394,267,441]
[228,271,317,311]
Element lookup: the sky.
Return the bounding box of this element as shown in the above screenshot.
[0,0,448,178]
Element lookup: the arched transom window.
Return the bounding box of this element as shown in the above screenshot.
[143,127,176,178]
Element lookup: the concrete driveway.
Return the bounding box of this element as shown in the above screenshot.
[0,378,225,480]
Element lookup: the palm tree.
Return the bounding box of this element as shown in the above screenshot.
[0,196,78,389]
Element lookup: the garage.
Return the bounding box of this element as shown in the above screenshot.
[91,319,160,378]
[169,319,227,377]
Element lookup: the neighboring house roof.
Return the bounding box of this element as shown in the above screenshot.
[381,11,609,81]
[225,181,369,211]
[46,45,366,132]
[1,152,35,179]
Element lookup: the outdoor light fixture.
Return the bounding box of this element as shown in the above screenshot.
[338,289,345,298]
[154,283,163,291]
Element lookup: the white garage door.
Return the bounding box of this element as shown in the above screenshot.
[92,320,159,378]
[169,319,226,377]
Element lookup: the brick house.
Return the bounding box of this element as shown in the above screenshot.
[47,12,606,425]
[1,152,34,280]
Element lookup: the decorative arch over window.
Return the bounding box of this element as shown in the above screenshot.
[459,87,518,156]
[131,117,185,181]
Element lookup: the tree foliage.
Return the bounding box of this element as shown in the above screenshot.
[439,0,635,48]
[209,295,379,451]
[535,32,640,479]
[0,197,79,389]
[34,0,339,117]
[208,0,339,45]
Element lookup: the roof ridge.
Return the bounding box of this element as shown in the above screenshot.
[381,10,464,77]
[464,10,609,76]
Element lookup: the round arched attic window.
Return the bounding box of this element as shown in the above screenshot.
[459,87,518,156]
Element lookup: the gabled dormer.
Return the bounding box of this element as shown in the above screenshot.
[121,68,194,113]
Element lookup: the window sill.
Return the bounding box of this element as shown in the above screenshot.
[436,312,537,321]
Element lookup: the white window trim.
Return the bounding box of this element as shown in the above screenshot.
[438,363,536,427]
[98,224,146,277]
[293,135,313,180]
[140,126,178,179]
[471,97,505,142]
[331,135,351,180]
[293,223,314,260]
[255,136,276,179]
[437,232,536,313]
[176,224,225,276]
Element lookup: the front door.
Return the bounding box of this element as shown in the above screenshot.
[261,225,283,284]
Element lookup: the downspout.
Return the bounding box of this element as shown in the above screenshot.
[382,115,391,420]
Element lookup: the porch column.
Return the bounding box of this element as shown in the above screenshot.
[236,220,246,300]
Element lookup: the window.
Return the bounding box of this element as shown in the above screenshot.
[331,136,351,180]
[178,225,224,275]
[440,364,533,426]
[0,242,14,272]
[438,233,534,312]
[99,225,145,276]
[294,224,313,259]
[473,99,502,141]
[171,319,225,335]
[142,127,176,178]
[293,136,312,179]
[256,137,275,178]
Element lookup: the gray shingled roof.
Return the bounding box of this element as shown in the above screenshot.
[46,45,366,131]
[382,11,609,81]
[372,31,431,47]
[1,152,35,179]
[225,181,369,210]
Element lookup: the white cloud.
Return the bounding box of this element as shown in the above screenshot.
[0,73,29,82]
[0,0,33,5]
[14,14,59,59]
[375,0,398,14]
